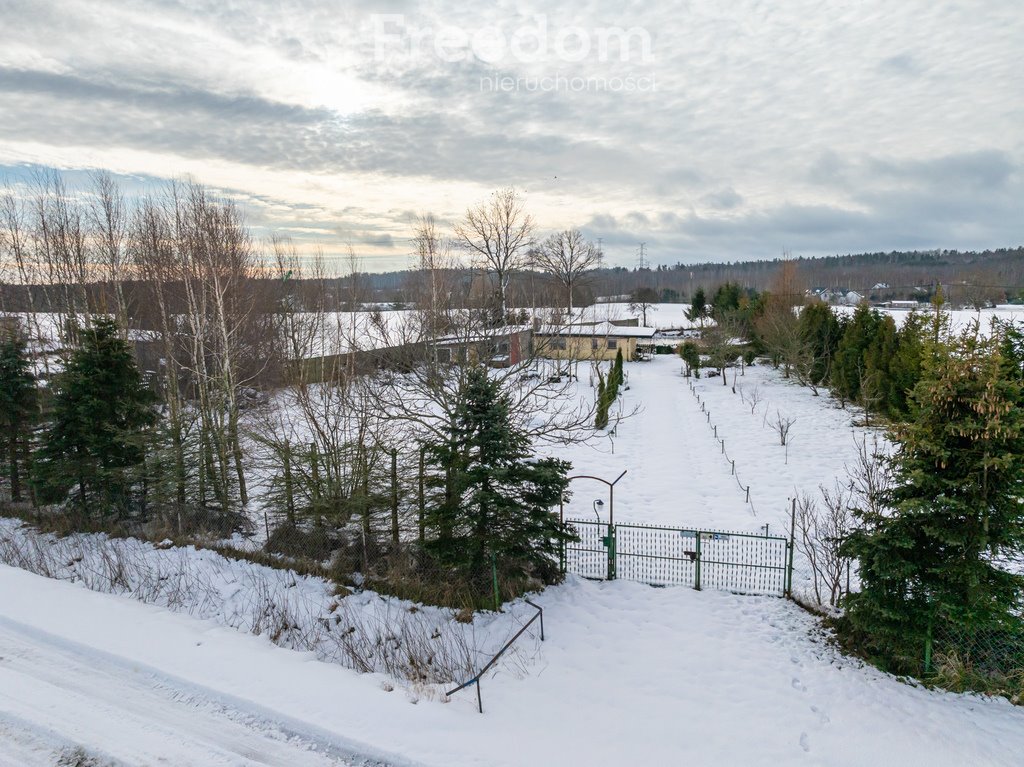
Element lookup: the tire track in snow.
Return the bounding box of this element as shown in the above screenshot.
[0,616,402,767]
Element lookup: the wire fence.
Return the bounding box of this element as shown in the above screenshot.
[929,622,1024,701]
[686,377,757,515]
[563,518,791,597]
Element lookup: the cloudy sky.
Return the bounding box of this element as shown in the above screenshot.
[1,0,1021,271]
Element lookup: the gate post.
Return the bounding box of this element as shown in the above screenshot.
[786,498,797,598]
[694,533,702,591]
[607,523,617,580]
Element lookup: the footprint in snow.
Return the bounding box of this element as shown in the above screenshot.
[792,678,807,692]
[799,732,810,752]
[811,705,830,724]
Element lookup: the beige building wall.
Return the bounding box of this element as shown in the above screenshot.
[536,335,638,361]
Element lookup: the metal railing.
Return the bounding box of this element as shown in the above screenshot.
[445,598,545,713]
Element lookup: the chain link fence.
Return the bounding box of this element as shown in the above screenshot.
[929,621,1024,702]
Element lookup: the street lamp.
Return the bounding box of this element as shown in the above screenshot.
[592,498,604,522]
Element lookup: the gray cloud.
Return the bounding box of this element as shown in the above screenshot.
[0,0,1021,267]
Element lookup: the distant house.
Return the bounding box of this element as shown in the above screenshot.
[872,282,890,290]
[534,320,656,361]
[807,287,854,304]
[844,291,865,305]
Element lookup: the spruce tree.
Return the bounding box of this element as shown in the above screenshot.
[424,365,572,592]
[595,368,609,429]
[842,324,1024,671]
[831,303,879,405]
[686,287,707,328]
[862,314,899,418]
[798,301,842,385]
[887,312,926,417]
[34,318,157,520]
[679,341,701,377]
[0,332,38,502]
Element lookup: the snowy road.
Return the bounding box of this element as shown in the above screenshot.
[0,616,388,767]
[3,563,1023,767]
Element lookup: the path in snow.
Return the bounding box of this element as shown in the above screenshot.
[556,355,889,536]
[555,355,760,531]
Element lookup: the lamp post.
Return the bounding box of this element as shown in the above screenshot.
[559,470,627,580]
[563,469,627,527]
[592,498,604,523]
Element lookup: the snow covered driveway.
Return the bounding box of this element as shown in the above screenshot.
[3,564,1023,767]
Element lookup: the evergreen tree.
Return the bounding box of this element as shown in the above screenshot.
[594,368,609,429]
[679,341,701,377]
[424,366,572,590]
[611,347,624,390]
[887,312,927,417]
[798,301,842,385]
[861,314,899,418]
[33,318,158,520]
[685,287,707,328]
[841,325,1024,672]
[0,331,38,502]
[831,304,880,405]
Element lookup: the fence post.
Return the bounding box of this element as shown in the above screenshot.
[607,523,617,580]
[745,485,750,503]
[559,498,565,574]
[786,498,797,598]
[694,533,702,591]
[492,552,500,612]
[731,459,735,475]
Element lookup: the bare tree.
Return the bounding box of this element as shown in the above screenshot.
[793,481,854,608]
[770,410,796,446]
[746,385,763,415]
[454,187,534,323]
[754,300,802,378]
[701,317,741,386]
[627,286,658,327]
[31,170,91,348]
[847,433,892,521]
[531,228,601,318]
[410,214,460,340]
[87,170,129,330]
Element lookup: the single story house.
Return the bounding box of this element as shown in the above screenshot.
[533,320,656,361]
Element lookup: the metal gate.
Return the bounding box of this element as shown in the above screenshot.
[563,519,792,597]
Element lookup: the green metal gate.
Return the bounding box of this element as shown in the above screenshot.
[563,519,792,597]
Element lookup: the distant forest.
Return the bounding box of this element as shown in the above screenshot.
[359,247,1024,309]
[3,247,1022,316]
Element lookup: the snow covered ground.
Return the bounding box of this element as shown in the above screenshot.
[3,565,1023,767]
[553,354,883,535]
[4,309,1024,765]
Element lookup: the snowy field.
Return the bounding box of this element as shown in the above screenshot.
[553,354,884,535]
[3,564,1023,767]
